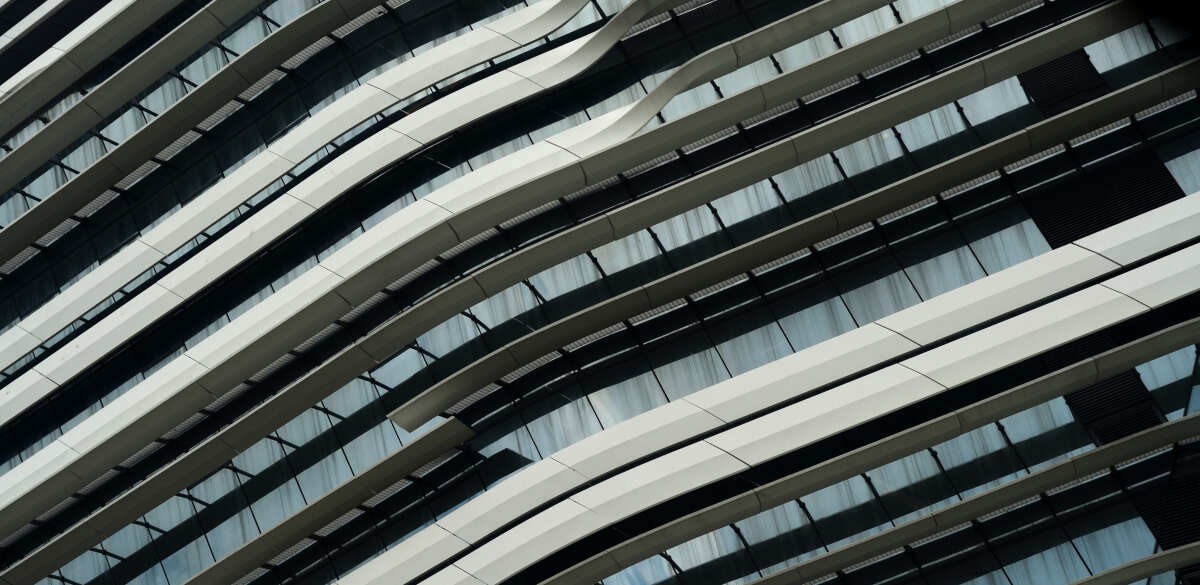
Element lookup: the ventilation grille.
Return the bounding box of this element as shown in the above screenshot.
[681,126,737,154]
[266,536,317,567]
[314,507,364,538]
[239,69,288,102]
[339,293,389,324]
[34,217,79,247]
[942,170,1000,199]
[863,51,919,78]
[294,321,344,353]
[924,24,981,52]
[629,298,686,325]
[814,222,871,250]
[443,228,499,261]
[156,130,203,162]
[985,0,1040,26]
[385,258,441,292]
[1137,90,1197,119]
[502,352,559,384]
[753,248,811,276]
[563,323,624,352]
[333,9,385,39]
[0,246,39,274]
[76,189,120,217]
[248,352,298,384]
[499,199,560,230]
[197,100,246,132]
[362,477,411,508]
[742,101,798,127]
[160,411,209,441]
[282,37,335,70]
[446,382,502,415]
[689,274,747,301]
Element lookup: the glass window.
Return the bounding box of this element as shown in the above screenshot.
[801,475,892,550]
[222,16,273,55]
[650,331,729,400]
[1084,24,1157,73]
[895,103,968,153]
[529,254,605,302]
[775,154,840,196]
[592,230,668,285]
[1068,507,1156,574]
[932,424,1022,498]
[735,503,824,577]
[831,254,922,323]
[865,450,957,524]
[711,309,793,376]
[1137,345,1196,420]
[1162,141,1200,194]
[835,130,906,178]
[714,57,778,97]
[960,204,1051,274]
[894,0,957,20]
[342,420,404,473]
[959,77,1030,126]
[523,386,604,455]
[603,554,677,585]
[773,279,858,348]
[160,536,214,584]
[469,283,542,329]
[709,180,786,232]
[416,314,483,360]
[1000,540,1090,584]
[584,358,669,427]
[250,478,307,532]
[999,397,1091,472]
[665,526,758,584]
[775,33,839,73]
[833,7,899,47]
[372,349,427,389]
[58,549,110,584]
[895,228,988,299]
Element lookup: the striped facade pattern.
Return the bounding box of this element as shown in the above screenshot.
[0,0,1198,584]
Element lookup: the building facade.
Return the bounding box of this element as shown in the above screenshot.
[0,0,1198,584]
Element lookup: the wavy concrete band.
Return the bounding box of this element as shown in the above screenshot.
[8,63,1192,585]
[0,0,185,139]
[387,3,1173,429]
[181,417,474,585]
[0,0,926,385]
[185,269,1200,584]
[0,420,473,585]
[548,314,1200,585]
[737,421,1200,585]
[393,58,1200,429]
[0,0,72,55]
[399,241,1200,585]
[0,0,1159,557]
[346,192,1200,585]
[0,0,980,419]
[0,0,428,267]
[583,411,1200,585]
[0,0,1166,570]
[0,0,690,544]
[1068,541,1200,585]
[0,0,263,201]
[0,0,604,397]
[0,0,689,431]
[0,0,1118,575]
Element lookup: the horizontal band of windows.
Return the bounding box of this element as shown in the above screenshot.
[258,93,1200,585]
[11,10,1180,585]
[486,280,1200,585]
